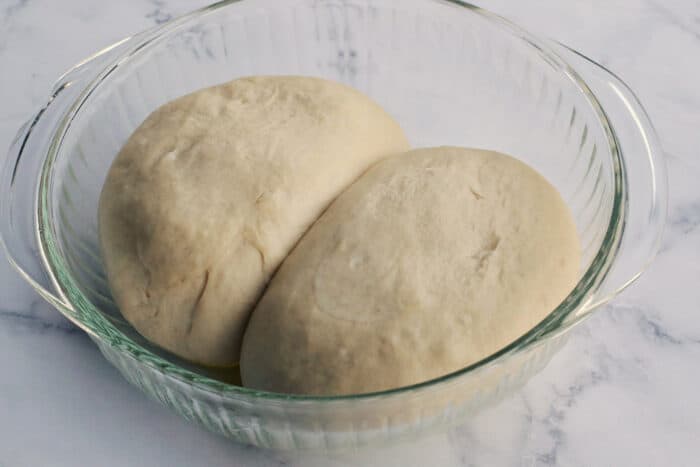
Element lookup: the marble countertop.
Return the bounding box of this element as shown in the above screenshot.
[1,0,698,465]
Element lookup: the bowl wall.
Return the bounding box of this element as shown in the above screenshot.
[41,0,618,449]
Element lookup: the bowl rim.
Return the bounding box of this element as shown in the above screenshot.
[36,0,626,403]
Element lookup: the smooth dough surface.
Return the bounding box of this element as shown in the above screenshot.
[98,76,409,366]
[240,147,581,395]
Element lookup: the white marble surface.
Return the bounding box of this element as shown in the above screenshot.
[1,0,699,465]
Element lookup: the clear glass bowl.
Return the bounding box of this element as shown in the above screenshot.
[0,0,666,451]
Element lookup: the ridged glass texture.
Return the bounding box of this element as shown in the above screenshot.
[37,0,623,450]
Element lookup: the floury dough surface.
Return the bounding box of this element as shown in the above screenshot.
[98,76,409,367]
[240,147,581,395]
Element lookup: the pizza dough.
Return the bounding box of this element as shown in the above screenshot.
[98,76,409,367]
[240,147,581,395]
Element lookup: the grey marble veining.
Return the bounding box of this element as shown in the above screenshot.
[145,0,174,25]
[1,1,698,466]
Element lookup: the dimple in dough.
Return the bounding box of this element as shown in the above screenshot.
[98,76,409,367]
[240,147,581,395]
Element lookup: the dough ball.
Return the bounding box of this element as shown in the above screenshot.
[98,76,409,366]
[240,147,581,395]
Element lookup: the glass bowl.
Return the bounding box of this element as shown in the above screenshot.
[0,0,666,451]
